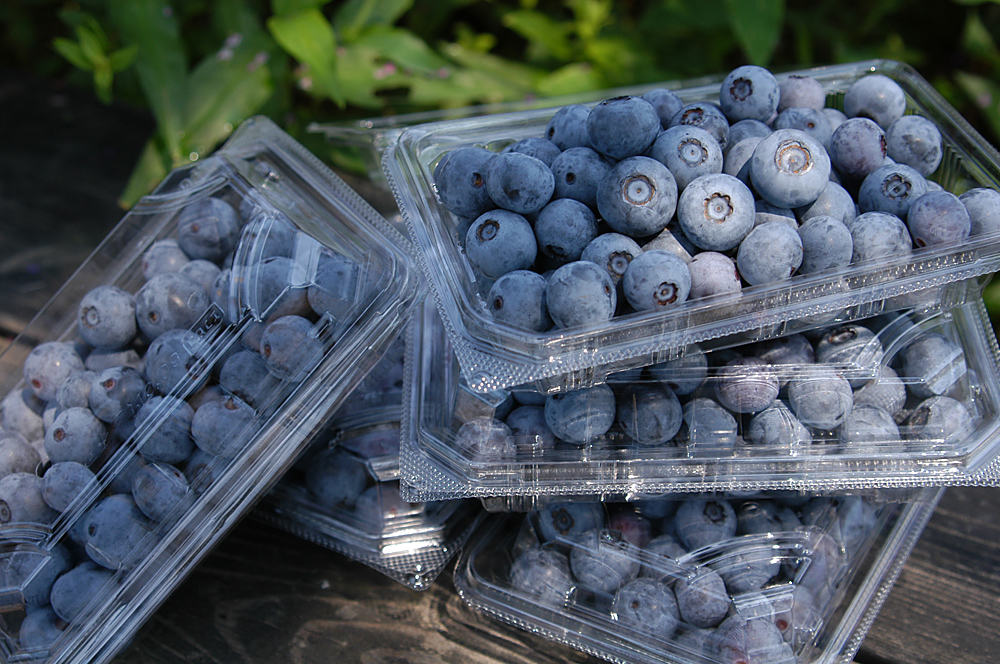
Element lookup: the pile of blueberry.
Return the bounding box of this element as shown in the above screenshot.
[453,315,972,460]
[506,493,885,664]
[0,192,359,651]
[432,65,1000,333]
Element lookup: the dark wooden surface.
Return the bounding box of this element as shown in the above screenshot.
[2,69,999,664]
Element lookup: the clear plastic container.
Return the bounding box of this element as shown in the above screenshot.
[254,330,484,590]
[400,297,1000,503]
[454,489,943,664]
[383,59,1000,394]
[0,116,423,663]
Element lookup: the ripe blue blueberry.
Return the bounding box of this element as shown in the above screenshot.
[304,447,368,509]
[141,239,189,280]
[828,117,887,181]
[0,473,58,525]
[905,395,974,446]
[720,65,780,123]
[502,136,562,167]
[844,74,907,129]
[544,384,616,445]
[754,200,797,229]
[134,396,195,465]
[586,95,661,160]
[647,125,724,191]
[615,384,683,446]
[581,233,643,285]
[306,251,361,320]
[23,342,85,403]
[849,211,912,263]
[545,261,616,329]
[41,461,95,512]
[218,349,281,407]
[131,461,195,522]
[778,74,826,112]
[509,547,574,608]
[255,255,311,319]
[714,357,779,414]
[641,533,687,578]
[485,151,555,215]
[504,405,556,451]
[454,416,515,461]
[899,332,966,399]
[465,209,537,279]
[787,366,853,430]
[907,191,971,248]
[83,494,154,569]
[545,104,591,150]
[959,188,1000,236]
[746,401,811,450]
[135,272,211,340]
[1,389,44,442]
[796,181,857,228]
[716,614,791,664]
[853,365,907,415]
[687,251,741,300]
[750,129,831,208]
[191,395,256,458]
[596,156,678,238]
[682,397,737,453]
[669,102,730,150]
[674,565,730,628]
[677,173,755,251]
[433,147,496,219]
[89,364,147,424]
[722,137,763,187]
[736,221,803,285]
[0,433,41,478]
[773,107,833,148]
[840,405,900,453]
[797,215,853,274]
[7,543,72,607]
[816,324,884,386]
[886,115,943,176]
[487,270,551,332]
[569,528,640,593]
[611,577,680,638]
[643,88,684,128]
[45,407,106,466]
[176,197,240,262]
[78,285,137,351]
[714,541,780,594]
[19,607,66,651]
[260,315,324,382]
[49,562,114,623]
[645,346,708,395]
[674,498,737,550]
[534,198,599,262]
[535,501,604,543]
[858,163,929,218]
[726,119,772,153]
[179,259,222,296]
[549,146,612,209]
[621,250,691,312]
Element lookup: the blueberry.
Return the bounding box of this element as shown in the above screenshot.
[642,223,697,262]
[677,173,755,251]
[715,614,790,664]
[23,342,85,403]
[84,347,142,373]
[849,211,912,263]
[778,75,826,112]
[746,401,811,450]
[569,528,640,593]
[754,200,797,229]
[545,104,591,150]
[844,74,907,129]
[254,255,311,319]
[49,562,115,623]
[906,395,974,447]
[720,65,780,123]
[736,221,803,285]
[509,547,574,607]
[18,606,66,651]
[608,508,653,548]
[857,163,929,218]
[886,115,943,176]
[824,107,849,131]
[615,384,682,446]
[714,357,779,414]
[465,209,537,279]
[795,530,847,603]
[454,416,515,461]
[134,396,195,465]
[787,366,853,430]
[643,88,684,128]
[837,497,879,553]
[131,461,195,522]
[581,233,643,286]
[853,365,907,415]
[502,136,562,167]
[714,541,780,594]
[682,397,737,453]
[6,543,72,606]
[611,577,680,637]
[545,261,616,329]
[534,198,599,262]
[0,473,58,525]
[485,151,555,215]
[726,119,772,152]
[828,117,887,181]
[304,447,368,509]
[218,349,281,407]
[432,147,496,219]
[669,102,731,150]
[907,191,971,248]
[674,498,737,550]
[544,385,616,445]
[774,107,833,150]
[107,453,149,496]
[840,405,900,453]
[176,197,240,262]
[750,129,831,209]
[722,137,764,186]
[78,285,137,350]
[183,448,221,494]
[797,215,853,274]
[535,502,604,543]
[641,533,687,578]
[549,146,612,209]
[141,238,189,280]
[754,333,815,369]
[135,272,211,340]
[143,329,208,395]
[1,389,45,442]
[83,493,154,569]
[191,395,256,458]
[505,405,556,451]
[587,95,661,160]
[41,461,95,512]
[673,565,730,628]
[959,188,1000,236]
[306,251,361,321]
[687,252,741,300]
[0,433,41,478]
[647,125,724,191]
[736,500,783,535]
[621,250,691,311]
[796,181,857,228]
[260,315,324,382]
[44,407,106,466]
[815,324,885,385]
[596,156,678,238]
[179,259,223,295]
[900,332,966,399]
[645,346,708,395]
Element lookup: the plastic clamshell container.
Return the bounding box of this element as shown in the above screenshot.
[383,59,1000,395]
[0,116,423,663]
[254,330,484,590]
[455,489,942,664]
[401,297,1000,503]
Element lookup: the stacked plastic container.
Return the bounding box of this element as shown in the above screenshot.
[0,116,426,663]
[375,59,1000,664]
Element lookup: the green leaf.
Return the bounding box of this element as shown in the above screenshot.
[332,44,385,108]
[108,44,139,72]
[407,69,528,107]
[52,38,92,71]
[535,62,603,97]
[501,10,573,61]
[75,24,106,66]
[267,9,344,105]
[272,0,331,16]
[440,42,543,91]
[180,36,276,159]
[109,0,188,164]
[962,11,1000,69]
[353,26,449,72]
[724,0,785,66]
[119,138,172,209]
[94,63,114,104]
[568,0,613,42]
[334,0,413,42]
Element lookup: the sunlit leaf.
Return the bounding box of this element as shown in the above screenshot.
[75,24,105,66]
[724,0,785,66]
[335,0,413,42]
[353,26,449,72]
[268,9,343,105]
[52,38,92,71]
[108,44,138,72]
[568,0,613,41]
[440,42,543,91]
[502,10,573,60]
[535,62,603,97]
